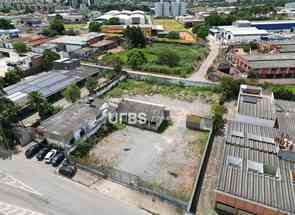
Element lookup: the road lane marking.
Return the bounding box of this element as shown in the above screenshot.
[0,201,45,215]
[0,171,42,196]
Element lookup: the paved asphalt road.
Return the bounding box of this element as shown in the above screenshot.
[0,155,148,215]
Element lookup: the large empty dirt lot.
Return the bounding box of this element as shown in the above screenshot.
[90,94,211,201]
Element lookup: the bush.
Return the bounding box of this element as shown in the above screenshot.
[13,42,28,54]
[89,22,101,32]
[157,49,180,67]
[272,86,295,100]
[219,77,246,100]
[167,31,180,39]
[127,49,147,69]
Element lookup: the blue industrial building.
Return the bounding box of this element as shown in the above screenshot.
[0,29,21,38]
[251,20,295,31]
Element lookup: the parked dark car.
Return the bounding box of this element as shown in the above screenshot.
[51,152,65,167]
[25,143,43,159]
[58,160,77,178]
[36,147,51,161]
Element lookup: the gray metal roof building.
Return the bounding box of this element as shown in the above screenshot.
[38,99,110,147]
[276,99,295,113]
[237,85,276,128]
[4,64,99,106]
[216,85,295,215]
[216,120,295,214]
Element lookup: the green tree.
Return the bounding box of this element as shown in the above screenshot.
[39,101,59,120]
[28,91,46,113]
[105,17,120,25]
[63,85,81,103]
[49,16,65,35]
[127,49,147,69]
[42,16,65,37]
[0,96,19,149]
[13,42,28,54]
[124,26,146,49]
[0,19,15,29]
[4,68,22,85]
[219,77,245,100]
[211,102,226,131]
[88,22,101,32]
[196,25,209,39]
[157,49,180,67]
[41,49,60,71]
[112,56,123,74]
[85,78,98,94]
[27,91,60,120]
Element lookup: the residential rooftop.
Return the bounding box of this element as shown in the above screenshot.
[38,100,105,143]
[49,33,105,46]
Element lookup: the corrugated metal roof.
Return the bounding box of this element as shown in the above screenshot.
[4,65,100,106]
[217,131,295,213]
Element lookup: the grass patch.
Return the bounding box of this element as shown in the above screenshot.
[153,18,188,32]
[105,79,220,103]
[100,42,208,77]
[188,131,209,156]
[64,23,86,30]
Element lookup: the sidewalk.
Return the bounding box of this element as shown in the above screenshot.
[73,169,182,215]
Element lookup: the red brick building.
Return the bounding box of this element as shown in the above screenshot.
[228,51,295,78]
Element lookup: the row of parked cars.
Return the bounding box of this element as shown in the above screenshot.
[25,142,77,178]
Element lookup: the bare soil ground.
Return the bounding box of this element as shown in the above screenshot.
[179,32,195,42]
[90,94,211,200]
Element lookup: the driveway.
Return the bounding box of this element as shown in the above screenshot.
[0,154,148,215]
[189,36,219,82]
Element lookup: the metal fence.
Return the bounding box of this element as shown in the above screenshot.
[76,163,188,210]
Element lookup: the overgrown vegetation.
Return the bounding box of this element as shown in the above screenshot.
[101,42,208,77]
[105,79,220,103]
[263,83,295,101]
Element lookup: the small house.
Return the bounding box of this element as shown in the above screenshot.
[117,98,169,131]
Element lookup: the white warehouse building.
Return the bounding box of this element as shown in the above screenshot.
[96,10,148,25]
[210,21,269,44]
[217,26,269,44]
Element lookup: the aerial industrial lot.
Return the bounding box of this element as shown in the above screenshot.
[1,0,295,215]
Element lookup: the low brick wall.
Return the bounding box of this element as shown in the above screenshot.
[215,192,288,215]
[81,63,218,88]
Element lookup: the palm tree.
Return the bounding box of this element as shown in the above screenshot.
[0,86,19,150]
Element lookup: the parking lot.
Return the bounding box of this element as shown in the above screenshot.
[23,142,77,178]
[90,94,210,200]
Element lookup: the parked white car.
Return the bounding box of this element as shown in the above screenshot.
[44,149,57,164]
